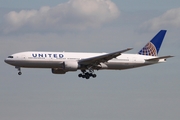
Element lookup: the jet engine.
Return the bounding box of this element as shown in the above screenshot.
[51,61,79,74]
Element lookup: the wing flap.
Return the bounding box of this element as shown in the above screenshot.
[145,55,174,61]
[79,48,133,65]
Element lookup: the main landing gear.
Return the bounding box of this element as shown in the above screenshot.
[78,70,97,79]
[15,66,22,75]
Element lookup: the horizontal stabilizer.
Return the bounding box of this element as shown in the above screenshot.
[145,55,174,61]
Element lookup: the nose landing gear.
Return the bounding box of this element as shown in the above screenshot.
[15,67,22,75]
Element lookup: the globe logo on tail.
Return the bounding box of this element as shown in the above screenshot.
[138,42,157,56]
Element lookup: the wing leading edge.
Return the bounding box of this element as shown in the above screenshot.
[78,48,133,65]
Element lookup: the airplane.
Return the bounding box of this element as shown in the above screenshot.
[4,30,173,79]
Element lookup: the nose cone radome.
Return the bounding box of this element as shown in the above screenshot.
[4,58,11,65]
[4,58,8,63]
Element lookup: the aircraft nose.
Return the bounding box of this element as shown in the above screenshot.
[4,58,9,64]
[4,57,13,64]
[4,55,14,64]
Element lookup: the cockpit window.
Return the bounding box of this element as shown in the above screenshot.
[8,56,13,58]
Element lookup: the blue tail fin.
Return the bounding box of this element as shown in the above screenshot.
[138,30,167,56]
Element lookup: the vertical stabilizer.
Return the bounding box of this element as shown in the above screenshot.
[138,30,167,56]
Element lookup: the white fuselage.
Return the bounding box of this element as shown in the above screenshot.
[4,30,172,78]
[4,51,165,70]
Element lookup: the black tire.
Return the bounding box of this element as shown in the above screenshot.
[18,72,22,75]
[85,76,90,79]
[82,75,85,78]
[92,74,96,78]
[85,73,90,79]
[78,74,82,77]
[89,73,93,77]
[85,72,89,75]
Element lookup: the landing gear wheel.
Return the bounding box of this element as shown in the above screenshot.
[78,74,83,77]
[92,74,96,78]
[18,72,22,75]
[85,75,90,79]
[16,67,22,75]
[79,69,97,79]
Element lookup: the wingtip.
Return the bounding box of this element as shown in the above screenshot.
[169,55,174,58]
[127,48,133,50]
[164,55,174,58]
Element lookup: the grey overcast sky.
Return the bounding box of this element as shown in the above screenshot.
[0,0,180,120]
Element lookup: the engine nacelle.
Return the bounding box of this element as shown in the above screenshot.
[64,61,79,71]
[51,68,66,74]
[51,61,79,74]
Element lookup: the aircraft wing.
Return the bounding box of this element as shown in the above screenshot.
[145,55,174,61]
[78,48,133,65]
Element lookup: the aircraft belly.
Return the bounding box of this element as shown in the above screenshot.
[8,60,64,68]
[105,62,145,70]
